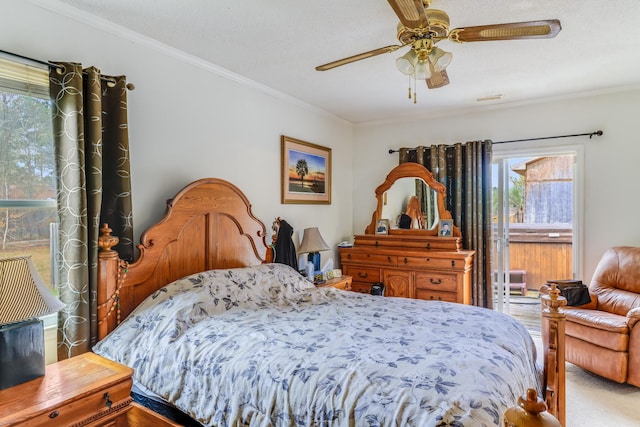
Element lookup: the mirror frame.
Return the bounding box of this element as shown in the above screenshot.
[365,162,456,236]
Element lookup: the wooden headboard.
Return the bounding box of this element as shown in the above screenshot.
[97,178,273,340]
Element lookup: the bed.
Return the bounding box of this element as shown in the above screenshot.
[94,178,567,426]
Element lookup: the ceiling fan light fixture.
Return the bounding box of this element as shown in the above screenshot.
[395,49,418,75]
[413,60,432,80]
[428,47,452,72]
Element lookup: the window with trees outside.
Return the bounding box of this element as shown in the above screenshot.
[0,55,57,292]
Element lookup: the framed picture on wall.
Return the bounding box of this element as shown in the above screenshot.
[281,135,331,204]
[375,219,390,235]
[438,219,453,237]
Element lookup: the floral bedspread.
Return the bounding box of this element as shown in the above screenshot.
[93,263,540,427]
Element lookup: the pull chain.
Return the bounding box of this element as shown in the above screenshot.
[413,77,417,104]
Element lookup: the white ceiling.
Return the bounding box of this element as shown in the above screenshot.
[51,0,640,123]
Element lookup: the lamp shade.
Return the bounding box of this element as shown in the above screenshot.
[0,256,65,325]
[413,60,432,80]
[428,47,452,72]
[395,49,417,75]
[297,227,330,254]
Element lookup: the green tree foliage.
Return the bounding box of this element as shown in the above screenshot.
[0,91,55,248]
[491,174,525,223]
[296,159,308,185]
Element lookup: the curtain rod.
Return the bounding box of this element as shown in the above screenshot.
[0,49,135,90]
[388,130,603,154]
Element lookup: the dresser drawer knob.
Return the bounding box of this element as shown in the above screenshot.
[104,392,113,409]
[49,411,59,419]
[451,260,455,267]
[387,256,392,263]
[403,257,408,264]
[430,278,442,285]
[426,243,431,250]
[358,272,368,278]
[347,254,351,259]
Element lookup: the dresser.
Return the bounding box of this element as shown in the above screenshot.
[0,352,133,427]
[339,234,474,304]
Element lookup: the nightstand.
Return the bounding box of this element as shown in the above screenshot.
[315,275,352,291]
[0,352,133,426]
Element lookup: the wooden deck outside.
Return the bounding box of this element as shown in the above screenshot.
[495,224,574,292]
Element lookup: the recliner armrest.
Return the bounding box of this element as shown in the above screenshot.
[579,292,598,310]
[628,307,640,329]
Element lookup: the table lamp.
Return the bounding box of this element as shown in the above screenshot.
[0,256,65,389]
[297,227,330,272]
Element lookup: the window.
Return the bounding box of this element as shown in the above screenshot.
[0,54,56,291]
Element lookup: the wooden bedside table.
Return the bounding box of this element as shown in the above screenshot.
[315,275,352,291]
[0,352,133,427]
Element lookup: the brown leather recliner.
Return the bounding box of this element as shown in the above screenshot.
[562,246,640,386]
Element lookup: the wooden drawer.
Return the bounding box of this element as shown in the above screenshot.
[25,379,132,426]
[415,272,458,292]
[350,282,373,294]
[400,256,465,270]
[343,266,381,283]
[415,289,458,303]
[341,252,397,267]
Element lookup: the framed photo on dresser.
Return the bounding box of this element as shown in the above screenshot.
[375,219,390,235]
[438,219,453,236]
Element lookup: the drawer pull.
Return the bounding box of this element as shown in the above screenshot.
[104,392,113,409]
[429,295,443,301]
[403,257,408,264]
[347,254,351,259]
[49,411,59,419]
[358,272,369,278]
[426,243,431,250]
[451,260,455,268]
[430,278,442,285]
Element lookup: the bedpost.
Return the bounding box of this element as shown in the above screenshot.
[540,284,567,427]
[97,223,121,341]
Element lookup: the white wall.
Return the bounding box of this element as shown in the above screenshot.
[3,0,355,267]
[353,89,640,282]
[6,1,640,282]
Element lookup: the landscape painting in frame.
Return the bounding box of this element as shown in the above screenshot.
[281,135,331,204]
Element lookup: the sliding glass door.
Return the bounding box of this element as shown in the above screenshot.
[492,147,582,331]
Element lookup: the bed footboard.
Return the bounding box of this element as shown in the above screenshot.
[540,285,567,426]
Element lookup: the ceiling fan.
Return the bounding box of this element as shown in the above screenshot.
[316,0,561,100]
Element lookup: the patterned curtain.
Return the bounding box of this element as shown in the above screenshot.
[49,62,134,359]
[399,141,493,308]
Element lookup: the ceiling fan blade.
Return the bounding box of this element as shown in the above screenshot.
[449,19,561,43]
[426,69,449,89]
[315,45,405,71]
[387,0,428,29]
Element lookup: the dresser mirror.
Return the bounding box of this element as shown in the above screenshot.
[365,162,454,236]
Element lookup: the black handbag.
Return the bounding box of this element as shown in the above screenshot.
[370,283,385,296]
[547,280,591,306]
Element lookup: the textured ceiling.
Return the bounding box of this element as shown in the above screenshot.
[47,0,640,123]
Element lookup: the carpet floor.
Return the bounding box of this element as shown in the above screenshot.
[531,335,640,426]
